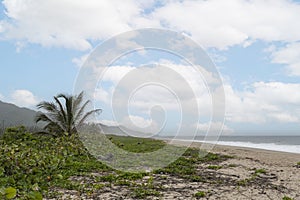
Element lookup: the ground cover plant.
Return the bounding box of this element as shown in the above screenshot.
[1,126,291,199]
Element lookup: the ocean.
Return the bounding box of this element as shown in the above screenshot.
[161,135,300,154]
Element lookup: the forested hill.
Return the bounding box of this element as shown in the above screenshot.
[0,100,37,128]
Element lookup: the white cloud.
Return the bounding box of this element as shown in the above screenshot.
[10,89,39,108]
[94,87,110,104]
[225,82,300,123]
[0,93,4,101]
[2,0,300,51]
[121,115,159,134]
[98,120,119,127]
[271,42,300,76]
[95,63,300,128]
[267,113,299,123]
[94,63,214,117]
[197,122,234,135]
[101,66,135,84]
[72,53,89,67]
[152,0,300,49]
[0,22,4,33]
[84,63,300,136]
[1,0,142,50]
[14,41,25,53]
[123,115,152,128]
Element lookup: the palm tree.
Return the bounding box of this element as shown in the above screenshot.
[35,92,101,136]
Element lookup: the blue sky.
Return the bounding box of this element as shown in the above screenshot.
[1,0,300,135]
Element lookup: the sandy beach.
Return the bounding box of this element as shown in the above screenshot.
[165,140,300,200]
[48,141,300,200]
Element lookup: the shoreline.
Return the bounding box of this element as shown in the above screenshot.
[166,139,300,166]
[163,139,300,199]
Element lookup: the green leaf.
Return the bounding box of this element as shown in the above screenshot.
[28,191,43,200]
[56,174,63,179]
[0,167,5,176]
[4,187,17,199]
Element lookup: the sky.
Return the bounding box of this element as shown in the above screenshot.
[1,0,300,136]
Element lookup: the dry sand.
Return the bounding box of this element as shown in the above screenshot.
[170,140,300,200]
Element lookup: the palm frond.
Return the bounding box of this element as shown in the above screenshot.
[73,100,90,123]
[35,113,65,133]
[72,91,84,113]
[77,108,102,127]
[54,96,67,124]
[37,101,57,112]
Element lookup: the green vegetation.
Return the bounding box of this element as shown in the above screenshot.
[237,168,274,188]
[131,176,161,198]
[154,148,229,183]
[108,135,165,153]
[282,196,294,200]
[297,162,300,167]
[36,92,101,136]
[132,187,161,199]
[0,126,108,199]
[237,178,250,186]
[0,126,231,199]
[207,165,222,170]
[254,168,267,174]
[194,191,206,198]
[0,187,17,199]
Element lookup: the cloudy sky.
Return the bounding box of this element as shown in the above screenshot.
[1,0,300,135]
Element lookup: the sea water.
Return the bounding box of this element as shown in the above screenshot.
[193,136,300,154]
[159,135,300,154]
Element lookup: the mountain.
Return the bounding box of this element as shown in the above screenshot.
[0,101,38,129]
[99,123,153,137]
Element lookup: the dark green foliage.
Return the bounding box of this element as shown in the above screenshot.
[0,127,108,199]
